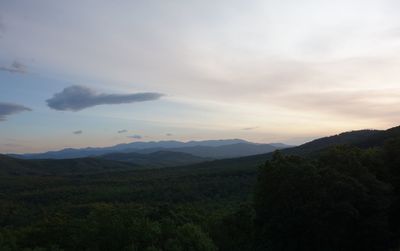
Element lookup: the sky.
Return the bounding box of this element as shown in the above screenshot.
[1,0,400,153]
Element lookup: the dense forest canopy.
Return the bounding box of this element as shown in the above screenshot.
[1,127,400,250]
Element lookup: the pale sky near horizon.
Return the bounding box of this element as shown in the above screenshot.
[1,0,400,153]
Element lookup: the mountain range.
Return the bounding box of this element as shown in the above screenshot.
[1,125,399,177]
[10,139,291,160]
[181,125,400,172]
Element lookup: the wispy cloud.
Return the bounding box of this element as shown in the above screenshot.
[46,85,164,111]
[0,102,32,121]
[2,0,400,148]
[118,129,128,134]
[128,135,142,139]
[242,126,259,131]
[2,143,23,148]
[73,130,83,135]
[0,61,27,74]
[275,89,400,119]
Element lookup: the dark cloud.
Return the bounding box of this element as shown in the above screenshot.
[46,85,164,111]
[0,102,32,121]
[242,126,258,131]
[73,130,83,135]
[166,133,173,136]
[0,61,27,74]
[128,135,142,139]
[118,129,128,134]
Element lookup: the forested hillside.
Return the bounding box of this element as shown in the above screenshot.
[0,155,138,176]
[1,126,400,250]
[99,151,211,167]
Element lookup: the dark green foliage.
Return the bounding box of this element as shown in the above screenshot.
[173,223,217,251]
[0,229,17,251]
[2,127,400,250]
[0,154,138,176]
[384,137,400,184]
[254,148,395,251]
[209,204,255,251]
[100,151,210,167]
[0,153,255,250]
[383,137,400,241]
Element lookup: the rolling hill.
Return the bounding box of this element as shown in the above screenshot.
[0,154,137,176]
[99,151,210,167]
[121,142,287,159]
[1,125,399,251]
[0,151,210,176]
[2,125,399,177]
[170,125,400,172]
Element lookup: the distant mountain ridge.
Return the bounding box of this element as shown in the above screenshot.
[130,143,283,159]
[176,126,400,172]
[10,139,291,160]
[2,125,400,176]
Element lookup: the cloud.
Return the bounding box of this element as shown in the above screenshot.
[2,143,23,148]
[0,61,27,74]
[165,133,173,136]
[46,85,164,111]
[0,16,4,37]
[128,135,142,139]
[3,0,400,138]
[0,102,32,121]
[275,89,400,120]
[73,130,83,135]
[118,129,128,134]
[242,126,258,131]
